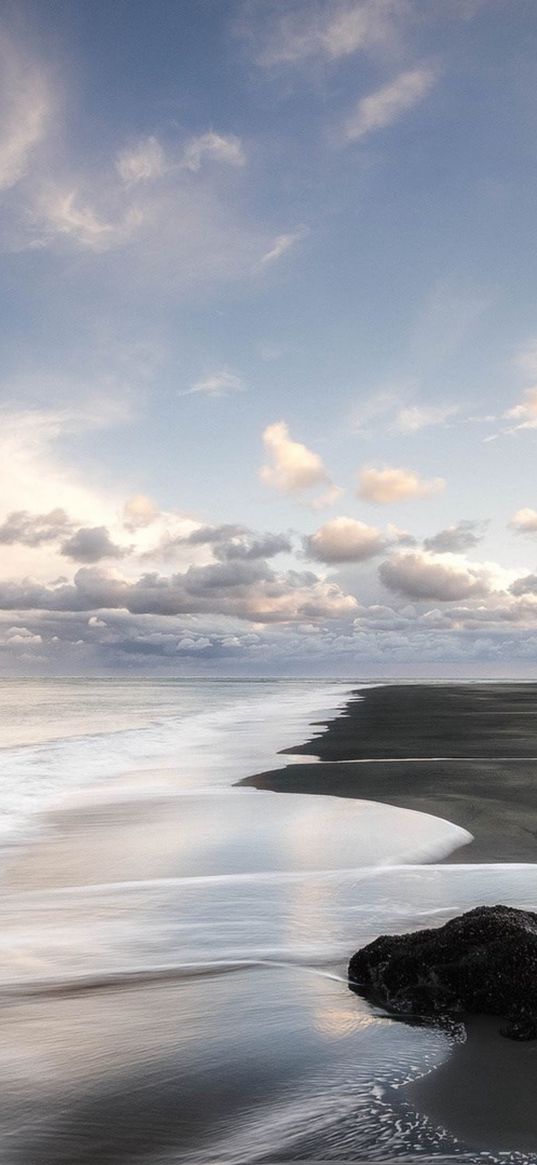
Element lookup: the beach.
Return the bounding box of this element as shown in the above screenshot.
[242,681,537,1157]
[0,679,536,1161]
[242,683,537,863]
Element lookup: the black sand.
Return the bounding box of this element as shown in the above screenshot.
[243,682,537,1155]
[241,683,537,863]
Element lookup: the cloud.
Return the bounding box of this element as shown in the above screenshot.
[38,188,143,252]
[510,574,537,598]
[510,508,537,535]
[116,136,167,184]
[0,508,73,546]
[151,523,293,565]
[503,388,537,434]
[394,403,459,433]
[424,520,487,554]
[181,132,245,173]
[358,466,445,504]
[0,560,357,623]
[342,67,436,143]
[60,526,126,563]
[250,1,407,66]
[182,369,245,398]
[195,527,292,561]
[379,551,492,601]
[0,405,120,533]
[260,421,334,497]
[123,495,160,531]
[305,516,386,563]
[0,32,52,192]
[260,226,309,265]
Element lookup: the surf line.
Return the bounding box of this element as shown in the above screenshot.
[317,756,537,763]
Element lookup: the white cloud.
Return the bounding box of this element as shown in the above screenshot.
[394,403,459,433]
[358,465,445,504]
[116,136,167,184]
[252,1,406,66]
[342,66,436,143]
[510,508,537,535]
[123,495,160,531]
[39,188,143,251]
[260,226,309,265]
[503,387,537,434]
[181,132,245,173]
[260,421,333,497]
[379,551,492,602]
[305,516,386,563]
[183,369,245,398]
[0,32,52,192]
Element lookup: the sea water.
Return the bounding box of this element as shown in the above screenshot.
[0,678,533,1163]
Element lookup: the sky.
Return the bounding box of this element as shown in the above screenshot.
[2,0,537,676]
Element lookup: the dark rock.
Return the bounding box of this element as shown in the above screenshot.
[348,904,537,1040]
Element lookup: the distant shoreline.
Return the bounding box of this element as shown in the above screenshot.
[240,682,537,863]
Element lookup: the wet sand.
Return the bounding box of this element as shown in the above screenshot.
[241,682,537,1155]
[241,683,537,863]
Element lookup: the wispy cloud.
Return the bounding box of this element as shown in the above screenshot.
[181,369,245,398]
[116,136,167,185]
[503,387,537,434]
[342,66,437,143]
[0,31,52,192]
[181,132,245,173]
[394,403,459,433]
[260,226,309,266]
[249,1,408,67]
[39,188,143,251]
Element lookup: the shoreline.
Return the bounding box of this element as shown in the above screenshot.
[240,681,537,863]
[242,681,537,1156]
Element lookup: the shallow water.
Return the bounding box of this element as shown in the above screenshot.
[0,678,534,1162]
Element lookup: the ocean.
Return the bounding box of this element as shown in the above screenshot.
[0,677,534,1163]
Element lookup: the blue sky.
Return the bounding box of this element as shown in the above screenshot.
[2,0,537,675]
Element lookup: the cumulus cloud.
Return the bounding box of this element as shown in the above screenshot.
[511,574,537,597]
[0,560,357,623]
[510,508,537,535]
[260,226,309,265]
[342,67,436,143]
[379,551,492,601]
[358,466,445,504]
[183,369,245,398]
[260,421,334,498]
[424,520,487,554]
[0,508,73,546]
[116,136,167,184]
[181,132,245,173]
[168,524,292,561]
[305,516,386,563]
[0,32,52,192]
[60,526,126,563]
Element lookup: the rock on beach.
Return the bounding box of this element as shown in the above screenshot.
[349,904,537,1040]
